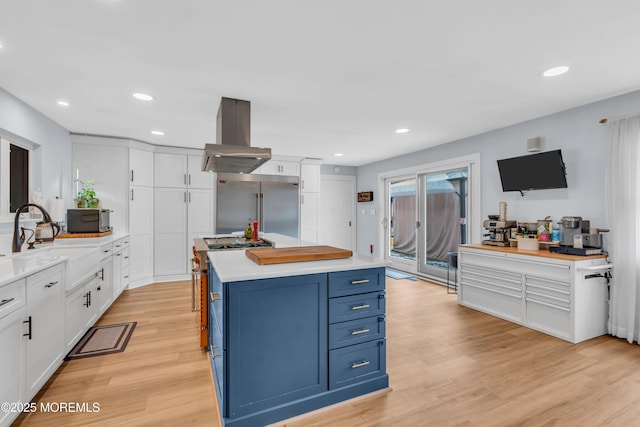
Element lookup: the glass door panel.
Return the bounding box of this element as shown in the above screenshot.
[418,169,468,282]
[387,177,417,268]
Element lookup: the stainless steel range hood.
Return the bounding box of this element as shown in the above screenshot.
[202,97,271,174]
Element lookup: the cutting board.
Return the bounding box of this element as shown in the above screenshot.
[245,245,353,265]
[57,230,113,238]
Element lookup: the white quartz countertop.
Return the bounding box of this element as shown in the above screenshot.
[0,232,129,289]
[207,233,388,282]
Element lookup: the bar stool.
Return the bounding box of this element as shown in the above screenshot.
[446,252,458,294]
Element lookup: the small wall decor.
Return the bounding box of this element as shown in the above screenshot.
[358,191,373,202]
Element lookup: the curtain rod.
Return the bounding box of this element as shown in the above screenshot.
[598,112,640,124]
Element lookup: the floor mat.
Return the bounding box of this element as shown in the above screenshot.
[385,268,417,281]
[66,322,137,360]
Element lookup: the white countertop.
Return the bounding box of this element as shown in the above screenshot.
[0,232,129,289]
[207,233,388,282]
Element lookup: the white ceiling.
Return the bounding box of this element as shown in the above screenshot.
[1,1,640,166]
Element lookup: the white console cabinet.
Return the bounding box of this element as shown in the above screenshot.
[458,245,611,343]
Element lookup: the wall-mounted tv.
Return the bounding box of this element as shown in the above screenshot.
[497,149,567,193]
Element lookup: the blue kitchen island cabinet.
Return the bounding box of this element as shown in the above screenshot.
[207,242,388,427]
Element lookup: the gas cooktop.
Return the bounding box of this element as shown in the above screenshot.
[204,237,274,251]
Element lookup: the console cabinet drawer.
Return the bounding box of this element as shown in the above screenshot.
[329,315,385,350]
[0,279,26,319]
[329,339,386,389]
[329,292,385,323]
[328,268,385,297]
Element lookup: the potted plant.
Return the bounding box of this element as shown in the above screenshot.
[74,180,100,208]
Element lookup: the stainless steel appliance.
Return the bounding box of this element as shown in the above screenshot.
[558,216,590,246]
[67,208,112,233]
[203,236,274,250]
[482,219,517,246]
[216,173,299,237]
[201,97,272,174]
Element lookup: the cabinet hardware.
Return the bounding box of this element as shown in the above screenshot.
[97,285,102,291]
[210,292,221,302]
[184,192,187,203]
[89,291,92,306]
[44,281,58,288]
[351,279,369,285]
[351,328,370,335]
[351,360,370,369]
[0,298,15,307]
[84,292,90,308]
[211,345,221,359]
[23,316,32,339]
[188,174,191,185]
[416,221,421,228]
[117,253,121,257]
[351,304,370,310]
[189,192,191,203]
[301,180,305,190]
[131,189,134,201]
[301,194,304,204]
[184,174,187,185]
[131,170,134,182]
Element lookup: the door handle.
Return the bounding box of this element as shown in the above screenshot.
[45,281,58,288]
[0,298,15,307]
[23,316,32,340]
[351,304,370,310]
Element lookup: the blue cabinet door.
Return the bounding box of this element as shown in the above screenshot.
[226,273,328,419]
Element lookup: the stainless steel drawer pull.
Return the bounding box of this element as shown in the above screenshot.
[0,298,15,307]
[210,292,221,302]
[351,328,370,335]
[351,279,370,285]
[351,360,370,369]
[351,304,370,310]
[45,281,58,288]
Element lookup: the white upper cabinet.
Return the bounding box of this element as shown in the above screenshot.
[301,164,320,193]
[255,159,300,176]
[129,148,154,187]
[154,153,212,189]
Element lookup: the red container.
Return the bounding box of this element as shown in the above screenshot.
[252,221,259,240]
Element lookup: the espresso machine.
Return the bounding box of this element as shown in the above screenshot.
[482,216,517,246]
[550,216,605,255]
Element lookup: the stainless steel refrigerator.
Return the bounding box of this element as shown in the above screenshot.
[216,172,299,237]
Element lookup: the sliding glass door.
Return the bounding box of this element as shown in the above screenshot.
[384,165,470,284]
[417,169,468,281]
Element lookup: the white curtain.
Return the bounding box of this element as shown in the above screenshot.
[605,115,640,343]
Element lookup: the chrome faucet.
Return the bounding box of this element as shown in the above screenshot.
[12,203,60,252]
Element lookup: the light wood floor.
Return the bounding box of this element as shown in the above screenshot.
[14,277,640,427]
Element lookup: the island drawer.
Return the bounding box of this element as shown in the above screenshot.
[0,279,26,319]
[329,339,386,389]
[329,292,385,323]
[329,315,385,350]
[328,267,385,297]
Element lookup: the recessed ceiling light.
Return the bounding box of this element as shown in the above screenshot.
[0,43,3,49]
[57,100,69,107]
[395,128,410,134]
[132,92,154,101]
[542,66,570,77]
[334,153,344,157]
[150,130,164,136]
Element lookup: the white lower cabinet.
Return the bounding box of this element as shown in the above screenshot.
[65,275,101,352]
[25,264,65,401]
[97,256,114,314]
[0,284,26,427]
[458,246,610,343]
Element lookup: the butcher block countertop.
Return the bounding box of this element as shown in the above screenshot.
[208,233,387,282]
[245,245,353,265]
[461,244,608,261]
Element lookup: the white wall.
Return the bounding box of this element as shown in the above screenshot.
[0,86,72,253]
[355,89,640,256]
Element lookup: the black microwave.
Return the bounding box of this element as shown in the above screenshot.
[67,209,112,233]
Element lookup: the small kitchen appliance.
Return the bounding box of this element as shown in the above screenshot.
[67,208,112,233]
[558,216,590,246]
[482,218,517,246]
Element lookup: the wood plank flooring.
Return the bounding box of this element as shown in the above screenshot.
[13,276,640,427]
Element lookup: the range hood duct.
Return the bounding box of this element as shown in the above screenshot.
[202,97,271,174]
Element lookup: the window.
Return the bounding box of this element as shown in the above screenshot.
[0,136,33,218]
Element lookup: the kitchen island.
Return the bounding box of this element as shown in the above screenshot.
[206,234,389,427]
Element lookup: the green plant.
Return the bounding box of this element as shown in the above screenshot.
[75,180,99,208]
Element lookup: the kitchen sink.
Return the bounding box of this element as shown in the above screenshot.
[13,246,101,290]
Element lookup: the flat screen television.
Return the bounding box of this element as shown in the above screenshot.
[497,149,567,193]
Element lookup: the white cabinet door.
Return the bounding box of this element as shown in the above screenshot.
[188,188,214,249]
[84,278,100,329]
[65,284,86,351]
[154,188,188,275]
[0,306,26,427]
[301,164,320,192]
[129,148,154,187]
[188,154,213,189]
[154,153,188,188]
[259,160,300,176]
[97,257,113,314]
[25,264,65,400]
[300,193,319,243]
[129,186,154,284]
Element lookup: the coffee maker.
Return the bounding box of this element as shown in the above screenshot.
[558,216,590,246]
[550,216,603,256]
